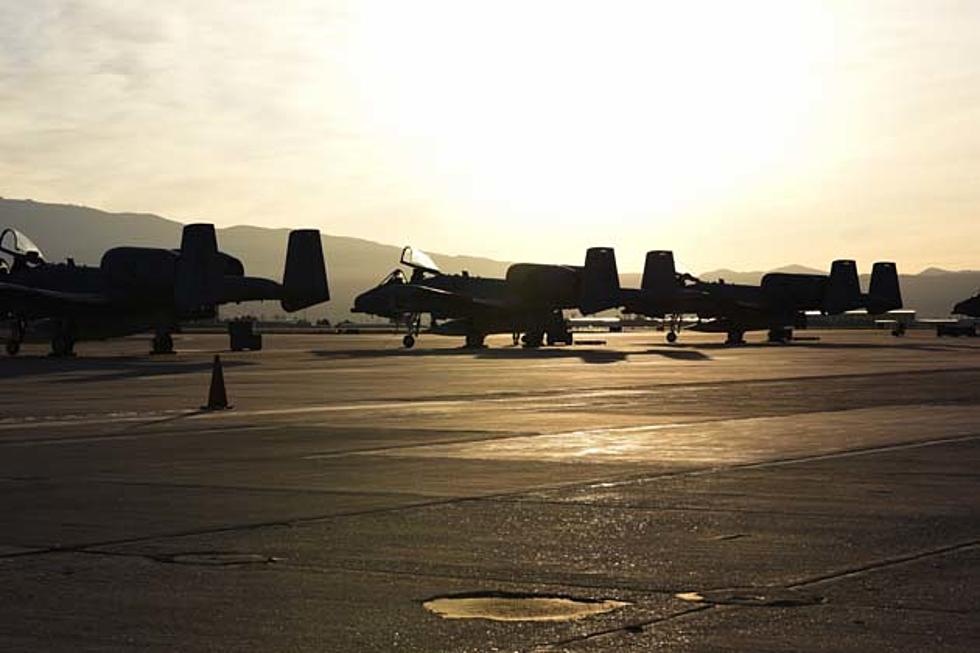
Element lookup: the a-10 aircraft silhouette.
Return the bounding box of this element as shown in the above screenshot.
[0,224,329,356]
[581,248,903,344]
[352,246,579,348]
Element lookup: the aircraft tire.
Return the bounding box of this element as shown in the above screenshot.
[666,331,677,343]
[153,334,175,354]
[51,334,75,357]
[522,332,543,348]
[402,334,416,349]
[5,339,20,356]
[725,331,745,346]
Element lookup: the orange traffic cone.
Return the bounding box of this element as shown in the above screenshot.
[202,355,232,410]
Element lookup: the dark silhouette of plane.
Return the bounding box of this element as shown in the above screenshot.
[953,291,980,317]
[581,248,903,344]
[0,224,329,356]
[352,246,578,348]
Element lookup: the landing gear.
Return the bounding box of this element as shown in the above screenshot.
[6,318,25,356]
[512,332,520,346]
[401,313,422,348]
[892,323,906,337]
[522,331,544,348]
[152,332,175,355]
[545,329,573,346]
[767,327,792,344]
[464,332,486,349]
[725,329,746,346]
[666,313,681,343]
[50,332,75,357]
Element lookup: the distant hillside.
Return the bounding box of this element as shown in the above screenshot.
[0,198,510,322]
[623,263,979,318]
[2,197,976,319]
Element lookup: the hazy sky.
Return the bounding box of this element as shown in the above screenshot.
[1,1,978,272]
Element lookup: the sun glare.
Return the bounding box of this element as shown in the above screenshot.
[347,1,837,228]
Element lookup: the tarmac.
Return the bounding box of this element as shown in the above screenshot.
[0,329,978,652]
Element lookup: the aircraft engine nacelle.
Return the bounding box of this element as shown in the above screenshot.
[218,252,245,277]
[506,263,581,307]
[761,273,827,312]
[101,247,178,298]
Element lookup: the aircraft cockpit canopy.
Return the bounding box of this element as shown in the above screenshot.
[400,246,440,274]
[380,269,407,286]
[0,228,45,267]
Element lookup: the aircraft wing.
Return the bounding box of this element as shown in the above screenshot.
[0,281,110,315]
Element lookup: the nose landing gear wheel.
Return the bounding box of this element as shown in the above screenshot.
[666,331,678,343]
[402,334,416,349]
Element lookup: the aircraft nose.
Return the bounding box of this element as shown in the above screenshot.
[353,287,386,316]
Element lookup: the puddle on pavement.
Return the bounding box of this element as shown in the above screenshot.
[423,592,630,622]
[675,589,824,608]
[158,552,280,567]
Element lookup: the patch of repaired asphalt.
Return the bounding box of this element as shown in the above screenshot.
[423,592,630,622]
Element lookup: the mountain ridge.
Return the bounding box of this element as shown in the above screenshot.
[1,197,976,319]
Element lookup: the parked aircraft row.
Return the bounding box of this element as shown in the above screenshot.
[0,222,971,356]
[353,246,906,348]
[0,225,327,356]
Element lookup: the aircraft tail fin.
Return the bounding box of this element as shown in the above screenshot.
[640,251,677,294]
[579,247,621,315]
[824,259,861,314]
[175,223,222,312]
[281,229,330,312]
[867,261,902,314]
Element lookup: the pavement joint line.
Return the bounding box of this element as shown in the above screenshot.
[4,430,978,563]
[90,479,435,498]
[0,422,282,447]
[331,406,980,462]
[483,497,886,520]
[71,551,689,598]
[533,604,715,651]
[5,432,980,560]
[787,537,980,590]
[275,561,697,596]
[3,365,976,432]
[579,432,980,491]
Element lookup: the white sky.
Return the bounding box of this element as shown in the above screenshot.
[1,1,978,272]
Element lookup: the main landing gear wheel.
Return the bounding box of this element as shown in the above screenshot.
[666,331,678,343]
[402,334,416,349]
[522,332,544,348]
[464,333,486,349]
[50,333,75,357]
[7,318,25,356]
[152,333,175,355]
[767,328,792,344]
[725,330,746,346]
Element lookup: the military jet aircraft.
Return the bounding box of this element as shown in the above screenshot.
[0,224,329,356]
[581,247,903,344]
[352,246,578,348]
[953,291,980,317]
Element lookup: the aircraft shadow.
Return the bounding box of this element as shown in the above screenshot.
[0,357,255,382]
[311,346,628,364]
[661,340,979,353]
[641,348,713,361]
